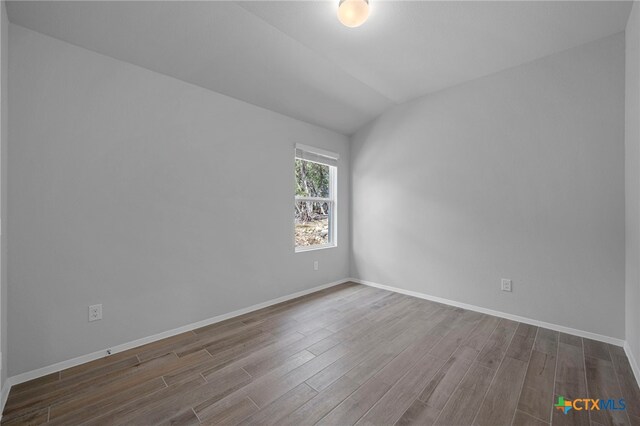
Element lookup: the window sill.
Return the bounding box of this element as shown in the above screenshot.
[295,244,337,253]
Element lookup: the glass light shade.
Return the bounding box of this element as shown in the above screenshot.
[337,0,369,28]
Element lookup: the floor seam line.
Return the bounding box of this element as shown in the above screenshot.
[605,341,633,425]
[509,326,539,426]
[431,316,502,425]
[581,337,592,425]
[470,322,519,425]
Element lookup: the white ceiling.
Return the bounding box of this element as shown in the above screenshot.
[6,1,633,135]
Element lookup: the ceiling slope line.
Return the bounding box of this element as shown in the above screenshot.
[233,0,397,108]
[7,21,356,137]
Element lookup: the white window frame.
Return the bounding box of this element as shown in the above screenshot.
[294,144,338,252]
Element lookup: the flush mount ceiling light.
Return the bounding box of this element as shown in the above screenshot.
[337,0,370,28]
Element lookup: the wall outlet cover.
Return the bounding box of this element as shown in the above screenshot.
[501,279,512,292]
[89,304,103,322]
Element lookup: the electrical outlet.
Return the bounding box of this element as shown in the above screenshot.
[313,260,319,271]
[501,279,512,292]
[89,304,102,322]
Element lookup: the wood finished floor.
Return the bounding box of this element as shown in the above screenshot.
[2,282,639,426]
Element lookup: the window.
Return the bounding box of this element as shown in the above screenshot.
[294,144,338,251]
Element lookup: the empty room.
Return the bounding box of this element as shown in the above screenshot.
[0,0,638,425]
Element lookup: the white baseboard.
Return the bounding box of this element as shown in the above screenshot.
[0,380,9,421]
[624,341,640,388]
[1,276,633,419]
[3,278,350,393]
[351,278,625,347]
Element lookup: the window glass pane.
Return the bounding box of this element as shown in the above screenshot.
[295,201,331,247]
[295,159,330,198]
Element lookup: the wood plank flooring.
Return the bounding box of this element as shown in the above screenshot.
[2,282,638,425]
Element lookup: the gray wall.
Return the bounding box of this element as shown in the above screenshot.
[3,17,631,377]
[351,34,625,339]
[626,2,640,366]
[7,24,350,376]
[1,0,7,387]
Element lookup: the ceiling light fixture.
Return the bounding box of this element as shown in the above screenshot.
[337,0,369,28]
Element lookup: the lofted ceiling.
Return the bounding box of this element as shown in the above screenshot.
[6,1,633,135]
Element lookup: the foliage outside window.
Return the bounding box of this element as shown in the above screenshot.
[295,146,337,251]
